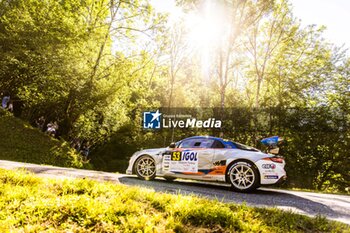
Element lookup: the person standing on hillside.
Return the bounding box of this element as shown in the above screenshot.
[81,141,90,161]
[36,116,45,131]
[46,121,59,137]
[7,100,13,112]
[70,138,81,152]
[1,91,10,109]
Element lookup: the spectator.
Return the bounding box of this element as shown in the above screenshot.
[36,116,45,131]
[70,138,81,152]
[53,121,58,131]
[46,121,58,137]
[7,100,13,112]
[2,92,10,109]
[81,141,90,160]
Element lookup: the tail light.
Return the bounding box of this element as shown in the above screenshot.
[263,156,285,163]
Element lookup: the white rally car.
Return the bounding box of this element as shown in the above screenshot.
[126,136,286,192]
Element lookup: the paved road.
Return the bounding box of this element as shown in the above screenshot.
[0,160,349,225]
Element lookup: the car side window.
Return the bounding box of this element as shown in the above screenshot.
[179,139,214,148]
[197,139,214,148]
[193,141,201,147]
[179,139,194,148]
[212,140,225,148]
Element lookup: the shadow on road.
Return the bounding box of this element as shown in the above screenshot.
[119,176,349,221]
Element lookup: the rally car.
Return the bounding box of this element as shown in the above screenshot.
[126,136,286,192]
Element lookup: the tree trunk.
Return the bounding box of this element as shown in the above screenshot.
[255,77,262,108]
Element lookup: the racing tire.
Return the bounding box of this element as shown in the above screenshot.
[227,160,260,192]
[134,155,156,181]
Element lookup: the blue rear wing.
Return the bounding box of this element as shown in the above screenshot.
[261,136,280,147]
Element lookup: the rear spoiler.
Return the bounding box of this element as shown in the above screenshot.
[261,136,284,154]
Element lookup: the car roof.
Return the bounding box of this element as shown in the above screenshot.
[182,136,225,141]
[180,136,230,144]
[179,136,234,147]
[178,136,261,152]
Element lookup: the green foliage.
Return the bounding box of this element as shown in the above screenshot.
[0,168,348,232]
[0,0,160,144]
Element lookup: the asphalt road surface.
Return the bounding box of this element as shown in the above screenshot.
[0,160,349,225]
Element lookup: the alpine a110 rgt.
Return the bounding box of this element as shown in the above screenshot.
[126,136,286,192]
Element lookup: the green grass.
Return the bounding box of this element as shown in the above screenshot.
[0,109,86,168]
[0,169,348,232]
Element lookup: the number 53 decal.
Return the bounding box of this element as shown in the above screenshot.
[171,151,181,161]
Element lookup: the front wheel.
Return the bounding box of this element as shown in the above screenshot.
[134,155,156,180]
[227,161,259,192]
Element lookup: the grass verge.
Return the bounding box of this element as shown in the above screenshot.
[0,169,348,232]
[0,109,87,168]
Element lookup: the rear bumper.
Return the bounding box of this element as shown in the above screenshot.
[275,175,287,185]
[261,175,287,186]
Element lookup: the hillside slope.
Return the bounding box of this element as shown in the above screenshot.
[0,109,85,168]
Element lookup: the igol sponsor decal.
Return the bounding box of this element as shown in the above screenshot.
[171,150,198,161]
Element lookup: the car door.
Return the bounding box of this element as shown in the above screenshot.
[209,139,229,176]
[167,138,215,175]
[212,139,228,162]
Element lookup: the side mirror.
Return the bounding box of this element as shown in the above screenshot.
[169,142,176,148]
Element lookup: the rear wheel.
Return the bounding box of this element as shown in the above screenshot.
[227,161,259,192]
[134,155,156,180]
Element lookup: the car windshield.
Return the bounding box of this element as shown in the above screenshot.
[231,141,259,152]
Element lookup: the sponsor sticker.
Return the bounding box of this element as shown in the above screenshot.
[264,175,279,179]
[262,164,276,169]
[164,150,198,172]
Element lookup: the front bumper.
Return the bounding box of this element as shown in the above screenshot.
[126,169,132,175]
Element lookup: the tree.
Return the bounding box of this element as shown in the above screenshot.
[244,0,295,108]
[211,0,273,109]
[166,21,189,109]
[0,0,163,143]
